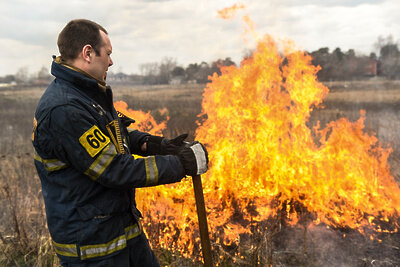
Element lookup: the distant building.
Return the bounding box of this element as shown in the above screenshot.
[107,72,130,83]
[0,81,16,87]
[364,59,378,76]
[169,76,184,85]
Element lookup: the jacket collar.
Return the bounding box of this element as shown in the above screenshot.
[51,56,107,92]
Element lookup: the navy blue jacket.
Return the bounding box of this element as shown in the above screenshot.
[32,58,185,261]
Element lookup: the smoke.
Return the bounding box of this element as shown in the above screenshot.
[271,224,400,266]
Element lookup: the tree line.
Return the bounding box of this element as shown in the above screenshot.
[309,35,400,81]
[107,35,400,84]
[129,57,236,85]
[1,36,400,86]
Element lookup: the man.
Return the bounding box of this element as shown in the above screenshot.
[32,19,208,266]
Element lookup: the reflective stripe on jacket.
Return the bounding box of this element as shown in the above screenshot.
[32,58,185,262]
[53,222,141,260]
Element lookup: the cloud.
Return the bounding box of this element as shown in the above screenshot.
[104,0,247,73]
[0,38,56,76]
[280,0,384,7]
[247,0,400,54]
[0,0,399,76]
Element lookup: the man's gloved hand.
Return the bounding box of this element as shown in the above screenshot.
[178,141,209,176]
[146,133,188,155]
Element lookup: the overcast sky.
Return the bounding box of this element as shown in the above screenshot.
[0,0,398,76]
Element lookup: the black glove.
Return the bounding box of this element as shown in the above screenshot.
[146,133,188,155]
[178,141,209,176]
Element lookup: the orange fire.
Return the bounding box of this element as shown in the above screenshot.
[114,7,400,261]
[114,100,168,135]
[196,35,400,235]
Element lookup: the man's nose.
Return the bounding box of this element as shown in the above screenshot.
[109,57,113,67]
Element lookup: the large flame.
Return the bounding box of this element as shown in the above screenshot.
[114,7,400,261]
[196,35,400,237]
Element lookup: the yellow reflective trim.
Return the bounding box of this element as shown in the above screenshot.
[52,240,78,257]
[33,150,68,171]
[106,120,125,154]
[32,117,37,141]
[80,234,127,260]
[84,144,116,180]
[52,223,141,259]
[151,157,159,185]
[145,157,150,185]
[33,151,42,162]
[144,156,158,186]
[53,240,77,248]
[125,223,141,240]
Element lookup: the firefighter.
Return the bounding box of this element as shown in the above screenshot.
[32,19,208,266]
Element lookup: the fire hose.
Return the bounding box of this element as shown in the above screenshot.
[192,174,213,267]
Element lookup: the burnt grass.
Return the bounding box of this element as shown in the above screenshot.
[267,220,400,266]
[1,81,400,266]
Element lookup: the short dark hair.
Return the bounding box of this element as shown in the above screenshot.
[57,19,108,61]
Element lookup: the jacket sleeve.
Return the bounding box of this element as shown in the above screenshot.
[48,104,185,189]
[126,129,149,156]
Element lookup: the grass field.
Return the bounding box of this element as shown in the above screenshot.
[1,79,400,265]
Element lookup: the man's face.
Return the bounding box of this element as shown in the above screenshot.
[89,30,113,82]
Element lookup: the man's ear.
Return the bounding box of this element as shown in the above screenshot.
[82,44,93,63]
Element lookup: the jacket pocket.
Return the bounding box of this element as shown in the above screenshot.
[76,204,127,260]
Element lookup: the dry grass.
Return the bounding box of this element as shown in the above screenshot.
[113,83,205,139]
[1,80,400,266]
[0,150,59,266]
[0,86,58,266]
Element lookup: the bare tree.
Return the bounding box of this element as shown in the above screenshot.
[15,67,29,84]
[158,57,177,84]
[37,66,52,81]
[139,62,159,76]
[139,62,159,84]
[375,35,400,79]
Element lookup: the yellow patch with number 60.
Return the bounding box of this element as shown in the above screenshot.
[79,125,110,157]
